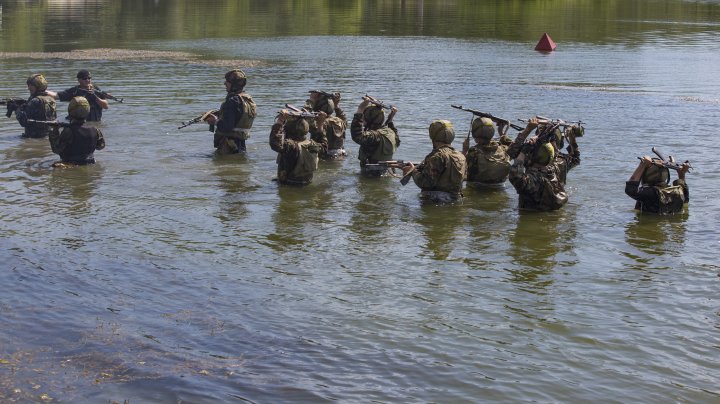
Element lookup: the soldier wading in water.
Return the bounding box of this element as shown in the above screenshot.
[206,69,257,154]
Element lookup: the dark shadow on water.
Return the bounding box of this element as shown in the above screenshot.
[506,207,578,292]
[623,211,688,265]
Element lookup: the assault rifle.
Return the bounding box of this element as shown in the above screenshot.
[77,87,124,103]
[363,160,424,185]
[451,104,524,133]
[96,90,124,103]
[362,94,393,110]
[26,119,72,128]
[637,147,692,172]
[178,109,219,130]
[518,116,585,136]
[1,98,27,117]
[309,90,340,102]
[284,104,320,118]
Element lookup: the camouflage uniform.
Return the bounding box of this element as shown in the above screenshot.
[269,122,326,185]
[625,179,689,214]
[350,113,400,176]
[465,134,513,184]
[49,122,105,164]
[411,145,467,202]
[214,91,256,154]
[307,100,347,159]
[508,134,580,211]
[16,92,57,138]
[57,86,105,122]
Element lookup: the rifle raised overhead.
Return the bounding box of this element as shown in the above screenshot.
[637,147,693,172]
[451,104,524,132]
[284,104,320,118]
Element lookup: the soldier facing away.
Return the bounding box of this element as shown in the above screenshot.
[205,69,257,154]
[402,120,467,204]
[49,97,105,166]
[350,97,400,176]
[462,117,515,186]
[15,74,57,138]
[269,109,328,186]
[625,156,690,214]
[306,91,348,160]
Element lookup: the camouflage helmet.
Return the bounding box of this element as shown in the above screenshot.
[363,105,385,129]
[68,96,90,119]
[26,74,48,92]
[224,69,247,92]
[570,125,584,137]
[314,97,335,115]
[642,162,670,185]
[284,116,309,138]
[534,142,555,166]
[429,120,455,144]
[471,117,495,140]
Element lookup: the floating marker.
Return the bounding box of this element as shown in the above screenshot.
[534,33,557,52]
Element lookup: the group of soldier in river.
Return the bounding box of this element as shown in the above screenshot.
[3,69,691,214]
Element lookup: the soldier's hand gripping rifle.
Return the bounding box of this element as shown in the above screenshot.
[178,109,220,130]
[96,90,124,103]
[637,147,693,172]
[363,160,425,185]
[451,105,525,135]
[77,87,124,103]
[309,90,341,103]
[26,119,72,128]
[1,98,27,118]
[518,120,564,158]
[363,95,397,125]
[284,104,321,119]
[519,116,585,139]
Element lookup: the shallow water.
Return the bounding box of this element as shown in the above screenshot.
[1,1,719,402]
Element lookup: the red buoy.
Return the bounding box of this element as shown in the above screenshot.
[535,33,557,52]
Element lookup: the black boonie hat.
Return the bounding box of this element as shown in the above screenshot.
[76,69,91,79]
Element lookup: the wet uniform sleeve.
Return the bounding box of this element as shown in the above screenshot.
[334,105,347,123]
[309,120,327,146]
[57,87,76,102]
[498,134,513,146]
[48,126,63,154]
[509,162,543,196]
[673,178,689,202]
[412,152,443,189]
[53,127,74,155]
[216,96,244,133]
[15,98,42,127]
[95,128,106,150]
[269,123,286,153]
[350,113,380,148]
[624,180,657,204]
[506,128,532,159]
[387,121,400,147]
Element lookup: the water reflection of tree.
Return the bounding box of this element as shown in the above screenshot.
[212,154,256,224]
[416,203,467,261]
[624,213,688,266]
[507,208,578,291]
[349,175,398,243]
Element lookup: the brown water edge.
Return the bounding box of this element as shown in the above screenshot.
[0,48,266,68]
